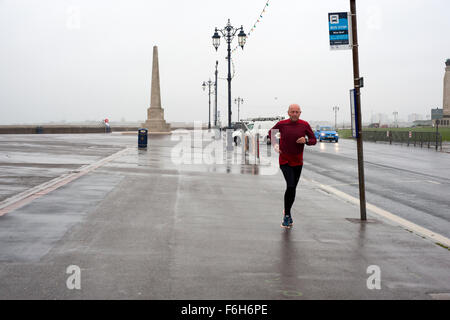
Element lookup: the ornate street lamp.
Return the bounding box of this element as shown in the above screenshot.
[212,19,246,129]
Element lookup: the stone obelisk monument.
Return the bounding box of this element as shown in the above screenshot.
[443,59,450,126]
[142,46,171,133]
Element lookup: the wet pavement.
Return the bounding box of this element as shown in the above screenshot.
[0,132,449,299]
[0,134,128,202]
[303,139,450,239]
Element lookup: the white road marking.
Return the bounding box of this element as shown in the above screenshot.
[327,182,359,187]
[304,177,450,248]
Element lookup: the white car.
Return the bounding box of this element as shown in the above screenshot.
[232,122,254,145]
[253,121,279,144]
[233,120,280,145]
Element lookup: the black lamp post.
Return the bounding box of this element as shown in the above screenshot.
[202,79,214,129]
[214,60,218,127]
[212,19,246,129]
[333,106,339,129]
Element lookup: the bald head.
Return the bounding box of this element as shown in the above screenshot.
[288,104,302,121]
[288,104,301,112]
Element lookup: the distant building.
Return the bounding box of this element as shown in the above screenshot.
[407,113,424,122]
[412,120,432,127]
[370,113,390,125]
[431,108,443,127]
[380,114,389,125]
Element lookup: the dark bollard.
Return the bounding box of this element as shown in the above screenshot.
[138,128,148,148]
[256,133,260,163]
[435,120,440,151]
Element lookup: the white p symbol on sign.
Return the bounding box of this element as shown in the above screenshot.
[66,265,81,290]
[366,265,381,290]
[66,6,81,30]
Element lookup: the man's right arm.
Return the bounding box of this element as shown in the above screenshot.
[268,122,280,140]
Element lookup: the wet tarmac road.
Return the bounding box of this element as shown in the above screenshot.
[0,132,449,299]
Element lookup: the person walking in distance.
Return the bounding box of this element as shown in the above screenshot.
[268,104,317,228]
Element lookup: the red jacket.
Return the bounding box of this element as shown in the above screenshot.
[268,119,317,166]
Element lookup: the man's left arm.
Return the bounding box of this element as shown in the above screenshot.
[305,123,317,146]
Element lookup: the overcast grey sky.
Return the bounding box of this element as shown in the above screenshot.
[0,0,449,125]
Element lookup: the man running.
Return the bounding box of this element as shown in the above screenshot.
[268,104,317,228]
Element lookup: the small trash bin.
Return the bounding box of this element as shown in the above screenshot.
[36,126,43,134]
[138,128,148,148]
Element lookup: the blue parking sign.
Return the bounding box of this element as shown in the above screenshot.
[329,12,352,50]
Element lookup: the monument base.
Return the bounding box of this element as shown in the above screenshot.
[141,120,171,134]
[142,106,171,134]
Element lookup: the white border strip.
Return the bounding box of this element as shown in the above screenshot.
[306,178,450,248]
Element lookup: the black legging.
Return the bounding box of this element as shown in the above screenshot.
[280,164,303,216]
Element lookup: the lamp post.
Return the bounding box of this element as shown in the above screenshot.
[214,60,218,127]
[202,79,214,129]
[333,106,339,129]
[212,19,247,129]
[234,97,244,122]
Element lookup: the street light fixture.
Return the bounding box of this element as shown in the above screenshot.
[212,30,221,51]
[202,79,215,129]
[237,28,247,48]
